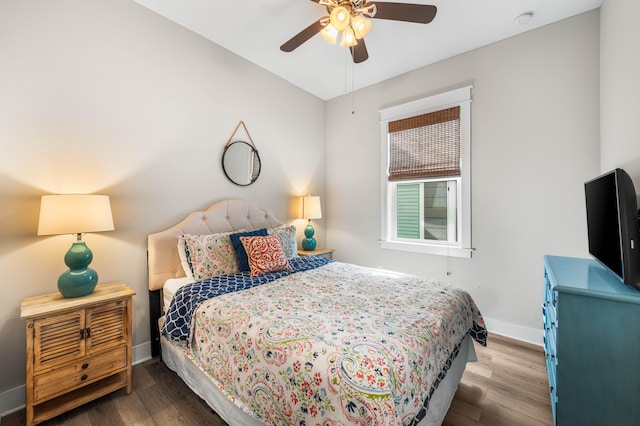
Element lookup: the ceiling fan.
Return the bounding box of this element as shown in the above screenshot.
[280,0,437,63]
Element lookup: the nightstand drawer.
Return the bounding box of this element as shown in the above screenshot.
[33,345,127,403]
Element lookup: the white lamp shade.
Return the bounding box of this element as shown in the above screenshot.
[339,26,358,47]
[351,15,371,39]
[302,195,322,220]
[38,194,114,236]
[320,23,339,45]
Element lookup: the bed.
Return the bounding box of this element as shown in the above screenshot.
[147,199,487,426]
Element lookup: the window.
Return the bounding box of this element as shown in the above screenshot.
[380,86,472,258]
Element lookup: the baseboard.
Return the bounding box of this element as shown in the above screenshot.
[133,340,153,364]
[0,384,24,417]
[483,316,543,347]
[0,341,153,417]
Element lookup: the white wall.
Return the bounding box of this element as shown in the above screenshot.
[325,10,601,341]
[600,0,640,180]
[0,0,325,400]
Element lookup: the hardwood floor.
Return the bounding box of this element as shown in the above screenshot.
[443,334,553,426]
[2,334,552,426]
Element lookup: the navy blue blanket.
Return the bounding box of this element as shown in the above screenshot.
[162,256,331,342]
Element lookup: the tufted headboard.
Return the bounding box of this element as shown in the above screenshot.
[147,199,284,292]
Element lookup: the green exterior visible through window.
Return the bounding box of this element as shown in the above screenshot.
[397,180,458,243]
[397,183,422,238]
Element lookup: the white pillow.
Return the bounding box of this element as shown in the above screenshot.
[177,235,195,281]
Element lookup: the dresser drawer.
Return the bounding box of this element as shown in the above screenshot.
[544,275,557,311]
[33,345,127,403]
[543,307,557,349]
[543,265,559,424]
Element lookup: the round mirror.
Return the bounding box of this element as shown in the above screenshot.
[222,140,261,186]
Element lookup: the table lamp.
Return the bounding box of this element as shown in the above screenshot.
[301,195,322,251]
[37,194,114,298]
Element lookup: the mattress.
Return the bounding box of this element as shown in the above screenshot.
[162,277,192,312]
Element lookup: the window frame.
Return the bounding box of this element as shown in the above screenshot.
[380,86,473,258]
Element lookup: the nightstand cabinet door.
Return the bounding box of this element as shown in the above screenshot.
[33,311,85,371]
[85,300,128,354]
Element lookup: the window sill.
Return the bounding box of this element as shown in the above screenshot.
[380,240,473,259]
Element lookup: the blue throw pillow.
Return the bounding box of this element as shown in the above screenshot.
[229,228,268,272]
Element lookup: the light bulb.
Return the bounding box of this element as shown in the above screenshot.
[351,15,371,39]
[340,26,358,47]
[330,6,350,31]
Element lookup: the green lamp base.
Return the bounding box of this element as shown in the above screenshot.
[58,240,98,298]
[302,222,317,251]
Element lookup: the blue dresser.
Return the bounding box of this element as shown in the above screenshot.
[543,255,640,425]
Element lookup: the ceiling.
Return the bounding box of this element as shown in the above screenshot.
[133,0,602,100]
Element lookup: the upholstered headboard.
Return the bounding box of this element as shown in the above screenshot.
[147,199,284,291]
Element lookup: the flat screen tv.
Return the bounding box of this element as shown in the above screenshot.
[585,168,640,289]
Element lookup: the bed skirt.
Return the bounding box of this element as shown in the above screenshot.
[160,332,476,426]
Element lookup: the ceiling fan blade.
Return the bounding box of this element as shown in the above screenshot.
[350,39,369,63]
[280,19,327,52]
[369,2,437,24]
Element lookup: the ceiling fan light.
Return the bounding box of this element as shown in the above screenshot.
[340,26,358,47]
[320,23,339,45]
[330,6,351,31]
[351,15,371,39]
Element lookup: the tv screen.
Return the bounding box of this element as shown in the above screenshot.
[585,168,640,289]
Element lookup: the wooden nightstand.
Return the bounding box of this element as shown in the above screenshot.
[297,248,334,260]
[20,282,135,426]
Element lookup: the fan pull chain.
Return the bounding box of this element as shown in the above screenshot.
[351,56,356,114]
[343,47,357,115]
[344,47,349,95]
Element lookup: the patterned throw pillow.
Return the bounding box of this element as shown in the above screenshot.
[229,229,268,272]
[269,225,298,259]
[182,233,240,281]
[240,234,292,277]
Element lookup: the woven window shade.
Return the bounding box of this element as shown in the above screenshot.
[388,106,461,181]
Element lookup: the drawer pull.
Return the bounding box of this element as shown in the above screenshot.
[82,363,89,369]
[79,327,92,340]
[81,374,88,381]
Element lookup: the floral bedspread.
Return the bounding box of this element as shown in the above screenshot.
[162,256,331,341]
[180,261,486,426]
